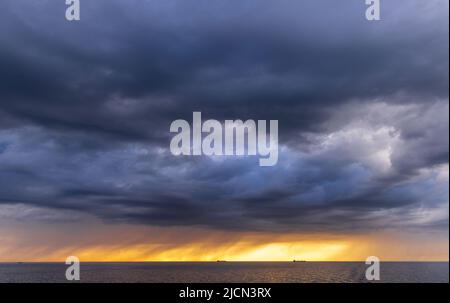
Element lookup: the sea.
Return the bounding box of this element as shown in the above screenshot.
[0,262,448,283]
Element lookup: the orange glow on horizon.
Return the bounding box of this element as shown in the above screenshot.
[0,221,448,262]
[7,240,351,262]
[3,237,447,262]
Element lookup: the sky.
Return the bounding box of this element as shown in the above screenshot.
[0,0,448,261]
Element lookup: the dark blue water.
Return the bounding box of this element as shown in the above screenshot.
[0,262,448,283]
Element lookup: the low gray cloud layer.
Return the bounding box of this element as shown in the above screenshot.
[0,0,448,233]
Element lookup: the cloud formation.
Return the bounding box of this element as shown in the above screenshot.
[0,0,448,234]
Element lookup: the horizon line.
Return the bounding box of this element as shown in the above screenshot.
[2,260,449,263]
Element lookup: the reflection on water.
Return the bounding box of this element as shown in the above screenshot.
[0,262,448,283]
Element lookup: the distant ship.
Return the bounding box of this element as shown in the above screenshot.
[293,260,306,262]
[216,260,227,262]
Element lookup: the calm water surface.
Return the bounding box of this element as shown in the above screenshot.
[0,262,448,283]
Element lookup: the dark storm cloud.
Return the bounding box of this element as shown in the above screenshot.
[0,0,448,232]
